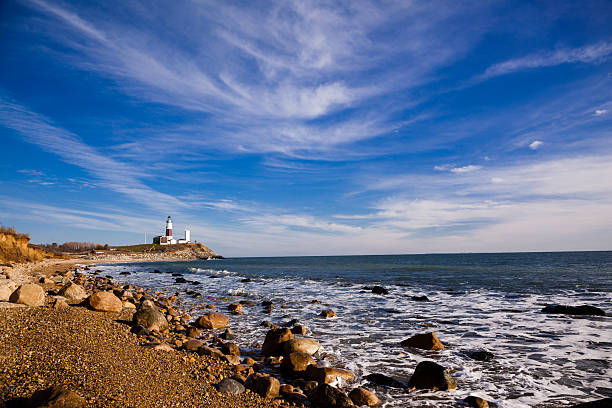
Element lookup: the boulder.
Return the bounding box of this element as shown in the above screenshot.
[246,373,280,399]
[28,386,86,408]
[261,328,294,355]
[57,282,87,302]
[280,352,316,376]
[228,303,243,313]
[308,384,354,408]
[87,291,122,312]
[542,305,606,316]
[292,324,307,335]
[371,286,388,295]
[0,282,17,301]
[216,378,245,394]
[407,361,457,391]
[182,339,205,352]
[306,366,355,384]
[320,309,337,318]
[466,350,495,362]
[464,395,491,408]
[400,332,444,351]
[9,284,45,307]
[364,373,406,389]
[283,338,321,355]
[221,342,241,356]
[52,297,69,309]
[348,387,381,406]
[411,295,430,302]
[187,326,201,338]
[132,303,169,332]
[197,346,225,360]
[196,312,229,329]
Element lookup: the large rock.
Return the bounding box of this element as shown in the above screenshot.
[466,350,495,362]
[464,395,491,408]
[400,332,444,351]
[29,386,86,408]
[87,291,122,312]
[0,282,17,301]
[9,284,45,306]
[132,303,168,331]
[569,398,612,407]
[320,309,337,318]
[195,312,229,329]
[348,387,381,406]
[364,373,406,389]
[217,378,245,394]
[261,328,294,355]
[308,384,354,408]
[306,365,355,384]
[245,373,280,399]
[371,286,388,295]
[283,338,321,355]
[542,305,606,316]
[57,282,87,302]
[407,361,457,391]
[280,352,316,376]
[182,339,205,352]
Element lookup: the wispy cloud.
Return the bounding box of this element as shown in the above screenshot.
[529,140,544,150]
[481,42,612,79]
[0,96,184,210]
[594,108,608,116]
[450,165,482,173]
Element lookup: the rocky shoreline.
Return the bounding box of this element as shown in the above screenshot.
[1,259,610,408]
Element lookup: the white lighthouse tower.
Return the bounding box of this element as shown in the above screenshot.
[165,216,173,239]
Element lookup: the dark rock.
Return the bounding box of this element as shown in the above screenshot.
[171,273,183,277]
[568,397,612,407]
[262,300,273,307]
[291,324,307,335]
[308,384,354,408]
[152,269,161,273]
[261,320,278,329]
[119,271,130,275]
[407,361,457,391]
[411,295,430,302]
[464,395,493,408]
[28,386,86,408]
[371,286,388,295]
[130,325,150,337]
[466,350,495,362]
[400,332,444,351]
[132,302,169,332]
[182,339,205,352]
[245,373,280,398]
[216,378,245,394]
[220,328,236,340]
[364,373,406,389]
[175,277,188,283]
[280,352,316,377]
[348,387,381,406]
[542,305,606,316]
[320,309,337,318]
[261,328,293,355]
[241,278,252,283]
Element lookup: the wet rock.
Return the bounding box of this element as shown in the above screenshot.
[87,291,122,312]
[371,286,388,295]
[568,397,612,407]
[262,300,273,307]
[130,325,150,337]
[541,304,606,316]
[280,352,316,377]
[228,303,243,313]
[320,309,337,318]
[306,366,355,384]
[284,391,308,404]
[221,342,241,356]
[187,326,201,338]
[283,338,321,355]
[57,282,87,302]
[349,387,381,406]
[411,295,430,302]
[261,320,278,329]
[182,339,205,351]
[364,373,406,389]
[225,354,241,365]
[195,312,229,329]
[241,278,252,283]
[216,378,245,394]
[261,328,294,355]
[175,277,188,283]
[466,350,495,362]
[308,384,354,408]
[246,373,280,399]
[29,386,86,408]
[220,328,236,340]
[9,284,45,307]
[132,302,169,331]
[152,269,161,273]
[292,324,307,335]
[407,361,457,391]
[400,332,444,351]
[197,346,225,360]
[239,300,256,306]
[464,395,492,407]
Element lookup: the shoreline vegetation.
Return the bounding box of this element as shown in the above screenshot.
[0,228,610,407]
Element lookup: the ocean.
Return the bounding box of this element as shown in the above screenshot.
[95,251,612,407]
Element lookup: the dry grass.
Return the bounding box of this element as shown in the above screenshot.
[0,226,30,241]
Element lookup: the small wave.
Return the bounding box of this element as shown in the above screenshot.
[189,267,233,276]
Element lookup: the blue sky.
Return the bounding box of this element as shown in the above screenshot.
[1,0,611,257]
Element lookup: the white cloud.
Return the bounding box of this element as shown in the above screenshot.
[450,165,482,173]
[491,177,504,183]
[529,140,544,150]
[594,109,608,116]
[482,42,612,79]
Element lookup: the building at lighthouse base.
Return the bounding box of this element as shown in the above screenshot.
[152,216,191,245]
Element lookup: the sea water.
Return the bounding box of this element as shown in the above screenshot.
[95,251,612,407]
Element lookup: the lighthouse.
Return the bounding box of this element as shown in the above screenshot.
[165,216,173,239]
